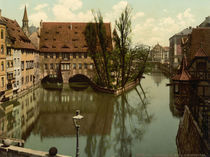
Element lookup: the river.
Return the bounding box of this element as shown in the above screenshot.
[0,72,180,157]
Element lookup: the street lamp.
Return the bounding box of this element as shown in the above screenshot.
[73,110,83,157]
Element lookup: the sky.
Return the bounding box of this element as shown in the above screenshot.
[0,0,209,46]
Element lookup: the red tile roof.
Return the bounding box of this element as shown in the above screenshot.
[1,17,35,50]
[194,47,207,57]
[172,56,191,81]
[39,22,112,53]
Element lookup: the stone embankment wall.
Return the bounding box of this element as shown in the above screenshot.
[89,79,140,96]
[176,106,209,156]
[0,144,71,157]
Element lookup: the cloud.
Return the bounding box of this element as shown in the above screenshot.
[34,4,48,11]
[132,8,195,46]
[104,1,128,23]
[52,0,93,22]
[29,11,48,26]
[133,12,145,20]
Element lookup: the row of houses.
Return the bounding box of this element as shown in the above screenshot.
[150,16,210,69]
[0,6,113,101]
[0,8,39,101]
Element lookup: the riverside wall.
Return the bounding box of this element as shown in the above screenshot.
[176,106,209,157]
[0,144,71,157]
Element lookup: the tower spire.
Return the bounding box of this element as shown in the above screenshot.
[22,5,29,37]
[23,5,28,22]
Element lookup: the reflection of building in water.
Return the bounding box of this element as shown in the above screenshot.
[150,69,166,86]
[32,87,114,137]
[19,88,40,140]
[0,87,40,140]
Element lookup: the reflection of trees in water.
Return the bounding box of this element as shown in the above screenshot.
[84,84,153,157]
[113,86,153,157]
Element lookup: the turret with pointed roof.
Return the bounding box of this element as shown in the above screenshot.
[22,5,29,37]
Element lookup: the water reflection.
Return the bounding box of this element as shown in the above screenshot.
[150,68,166,87]
[0,72,179,156]
[0,88,40,140]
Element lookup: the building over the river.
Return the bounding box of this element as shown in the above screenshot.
[39,21,112,83]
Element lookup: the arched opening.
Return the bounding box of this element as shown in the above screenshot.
[69,74,90,91]
[41,74,63,90]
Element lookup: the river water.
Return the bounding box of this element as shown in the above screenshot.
[0,72,180,157]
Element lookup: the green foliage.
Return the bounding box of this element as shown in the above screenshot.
[84,5,150,89]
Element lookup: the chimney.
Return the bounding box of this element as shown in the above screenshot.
[0,9,2,18]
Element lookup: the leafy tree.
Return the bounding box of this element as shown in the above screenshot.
[85,5,150,89]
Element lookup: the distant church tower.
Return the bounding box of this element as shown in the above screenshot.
[22,6,29,37]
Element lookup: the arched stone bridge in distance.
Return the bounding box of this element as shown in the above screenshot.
[41,68,95,84]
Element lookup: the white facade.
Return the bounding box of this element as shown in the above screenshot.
[13,49,22,92]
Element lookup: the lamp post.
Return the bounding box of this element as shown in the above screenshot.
[73,110,83,157]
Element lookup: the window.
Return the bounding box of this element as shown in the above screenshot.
[79,63,82,69]
[44,64,48,70]
[1,45,4,54]
[56,63,59,69]
[84,53,87,58]
[50,63,54,69]
[78,53,82,58]
[1,77,4,87]
[73,53,76,58]
[90,64,93,70]
[84,63,88,69]
[56,53,59,59]
[50,53,53,58]
[196,62,207,71]
[66,64,70,70]
[1,61,4,71]
[1,30,4,39]
[7,48,11,56]
[21,61,24,71]
[174,84,179,94]
[30,75,33,82]
[73,63,76,69]
[22,77,24,84]
[44,53,48,58]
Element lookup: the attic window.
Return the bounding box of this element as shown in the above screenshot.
[41,45,48,48]
[62,45,69,48]
[75,26,78,29]
[68,25,72,30]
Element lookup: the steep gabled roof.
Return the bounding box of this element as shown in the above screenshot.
[39,22,113,53]
[1,17,35,50]
[194,47,208,57]
[172,56,191,81]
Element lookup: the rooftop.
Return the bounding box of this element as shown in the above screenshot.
[1,16,35,50]
[39,22,112,53]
